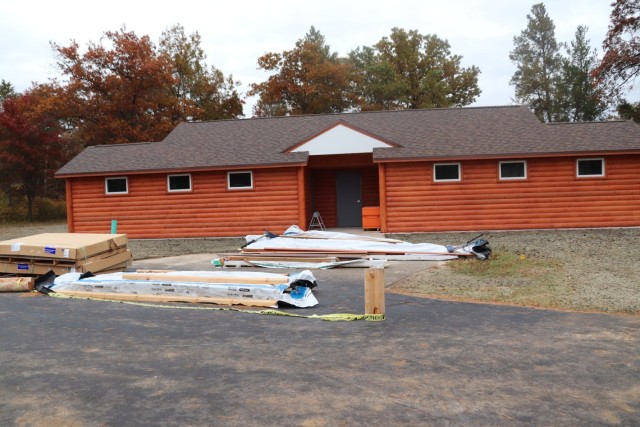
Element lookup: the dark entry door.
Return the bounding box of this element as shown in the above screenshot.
[336,171,362,227]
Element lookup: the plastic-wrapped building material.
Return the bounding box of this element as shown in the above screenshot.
[49,270,318,308]
[243,226,491,261]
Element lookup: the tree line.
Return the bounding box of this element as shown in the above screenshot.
[1,0,638,221]
[509,1,638,123]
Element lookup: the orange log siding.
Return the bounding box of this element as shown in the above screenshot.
[310,169,337,228]
[66,168,303,238]
[362,167,380,207]
[382,156,640,232]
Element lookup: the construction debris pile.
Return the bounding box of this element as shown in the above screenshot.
[0,233,131,276]
[44,270,318,308]
[0,227,491,309]
[217,226,491,269]
[0,232,319,308]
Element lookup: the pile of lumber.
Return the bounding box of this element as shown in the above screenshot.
[0,233,131,276]
[48,269,318,308]
[216,226,490,269]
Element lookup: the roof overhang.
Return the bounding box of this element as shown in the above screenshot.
[55,160,309,179]
[372,150,640,163]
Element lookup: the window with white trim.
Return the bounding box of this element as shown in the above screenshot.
[167,174,192,192]
[227,171,253,189]
[105,177,128,195]
[577,158,604,177]
[433,163,461,182]
[499,160,527,180]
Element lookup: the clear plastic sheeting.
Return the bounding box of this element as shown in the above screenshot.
[243,226,491,260]
[50,270,319,308]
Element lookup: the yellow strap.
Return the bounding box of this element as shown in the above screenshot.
[48,293,385,322]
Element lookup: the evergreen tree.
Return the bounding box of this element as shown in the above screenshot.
[510,3,563,122]
[159,24,243,121]
[557,26,607,122]
[0,79,16,104]
[617,100,640,123]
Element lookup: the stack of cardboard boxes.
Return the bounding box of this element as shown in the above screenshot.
[0,233,131,276]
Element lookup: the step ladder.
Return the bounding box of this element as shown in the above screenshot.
[308,211,326,231]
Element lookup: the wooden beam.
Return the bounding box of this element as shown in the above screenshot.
[121,272,289,285]
[225,255,337,263]
[53,290,277,307]
[0,277,35,292]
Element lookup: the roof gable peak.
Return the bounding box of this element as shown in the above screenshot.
[285,121,399,155]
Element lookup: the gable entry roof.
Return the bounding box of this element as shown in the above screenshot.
[56,105,640,177]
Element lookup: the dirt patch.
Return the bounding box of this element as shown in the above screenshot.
[387,228,640,314]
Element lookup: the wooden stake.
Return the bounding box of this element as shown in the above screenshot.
[364,267,385,315]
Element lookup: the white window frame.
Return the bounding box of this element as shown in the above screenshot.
[105,177,128,195]
[227,171,253,190]
[167,174,192,193]
[499,160,527,180]
[433,163,461,182]
[576,158,605,178]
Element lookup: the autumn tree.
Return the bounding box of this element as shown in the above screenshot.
[593,0,640,99]
[0,84,68,220]
[556,26,607,122]
[351,28,481,110]
[510,3,563,122]
[249,27,354,116]
[159,24,243,121]
[53,28,184,145]
[53,26,242,146]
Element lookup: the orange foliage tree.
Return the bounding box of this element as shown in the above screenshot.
[249,27,354,116]
[0,84,69,219]
[53,26,243,146]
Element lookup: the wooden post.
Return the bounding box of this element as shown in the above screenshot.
[364,267,385,315]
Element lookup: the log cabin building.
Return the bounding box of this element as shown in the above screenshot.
[56,105,640,238]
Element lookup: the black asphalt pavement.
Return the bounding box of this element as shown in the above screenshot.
[0,259,638,426]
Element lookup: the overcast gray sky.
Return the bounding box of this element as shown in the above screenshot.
[0,0,622,115]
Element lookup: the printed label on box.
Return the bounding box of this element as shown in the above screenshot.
[11,243,21,252]
[17,263,29,271]
[63,249,70,258]
[44,246,57,255]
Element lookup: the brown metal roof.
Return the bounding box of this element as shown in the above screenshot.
[56,105,640,177]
